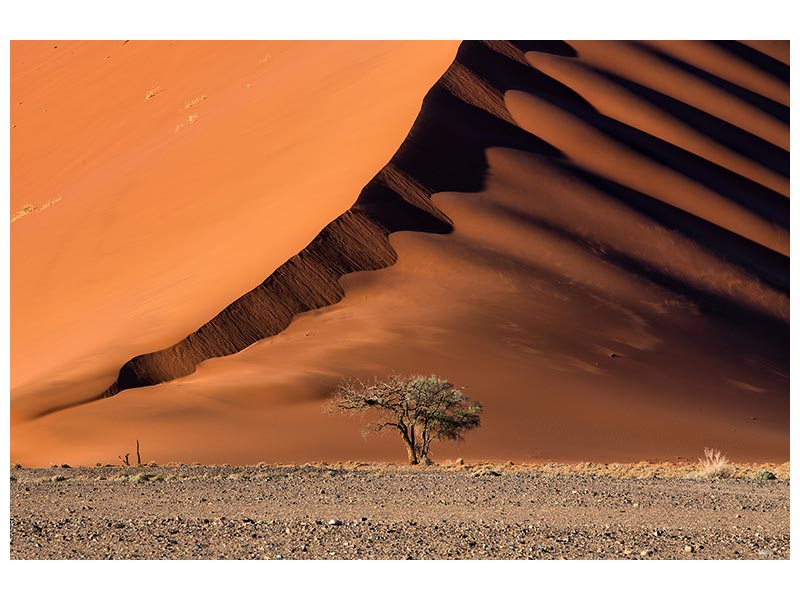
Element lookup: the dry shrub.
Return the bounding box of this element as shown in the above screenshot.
[695,447,734,479]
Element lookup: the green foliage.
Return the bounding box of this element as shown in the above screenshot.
[754,469,777,480]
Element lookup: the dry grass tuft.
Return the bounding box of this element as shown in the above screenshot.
[695,447,734,479]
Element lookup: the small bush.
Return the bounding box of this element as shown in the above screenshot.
[754,469,777,481]
[50,475,67,482]
[695,448,734,479]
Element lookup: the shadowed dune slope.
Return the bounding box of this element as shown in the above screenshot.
[11,41,789,466]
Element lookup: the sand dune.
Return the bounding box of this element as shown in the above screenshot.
[10,40,459,414]
[10,41,788,467]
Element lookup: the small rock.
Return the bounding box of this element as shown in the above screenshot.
[640,549,651,557]
[684,545,694,554]
[757,549,774,557]
[328,519,342,526]
[472,469,501,477]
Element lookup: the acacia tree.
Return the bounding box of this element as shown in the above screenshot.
[328,374,482,465]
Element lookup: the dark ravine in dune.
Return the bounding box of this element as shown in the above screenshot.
[102,40,789,398]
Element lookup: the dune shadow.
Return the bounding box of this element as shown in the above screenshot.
[510,40,578,57]
[593,67,789,177]
[712,41,789,83]
[631,41,789,124]
[482,197,788,338]
[591,112,788,230]
[526,90,789,232]
[559,162,789,294]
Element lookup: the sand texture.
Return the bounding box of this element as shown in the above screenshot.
[11,41,788,466]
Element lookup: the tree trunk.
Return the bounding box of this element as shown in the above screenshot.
[403,437,418,465]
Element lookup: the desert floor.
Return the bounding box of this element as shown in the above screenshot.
[10,462,788,560]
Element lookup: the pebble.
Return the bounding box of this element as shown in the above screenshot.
[10,465,788,560]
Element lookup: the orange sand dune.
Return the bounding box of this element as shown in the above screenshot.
[11,40,459,412]
[11,41,788,467]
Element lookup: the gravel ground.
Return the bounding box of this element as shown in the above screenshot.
[10,464,789,560]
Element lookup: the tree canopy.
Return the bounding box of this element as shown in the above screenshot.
[329,374,482,465]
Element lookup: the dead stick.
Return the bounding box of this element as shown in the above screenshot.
[136,439,141,466]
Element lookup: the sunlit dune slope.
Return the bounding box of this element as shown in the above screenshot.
[10,39,460,413]
[11,41,788,466]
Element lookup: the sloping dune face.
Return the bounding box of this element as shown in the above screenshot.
[10,40,459,412]
[11,41,788,466]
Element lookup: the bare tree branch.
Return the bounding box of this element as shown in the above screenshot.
[327,374,482,465]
